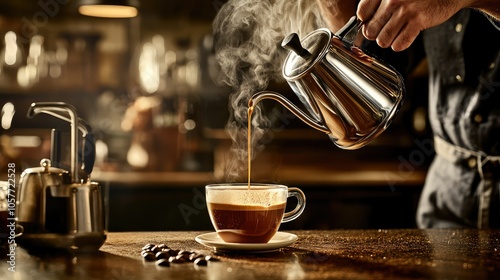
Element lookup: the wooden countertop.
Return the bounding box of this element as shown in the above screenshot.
[2,229,499,279]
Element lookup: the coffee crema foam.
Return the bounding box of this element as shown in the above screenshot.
[206,188,286,206]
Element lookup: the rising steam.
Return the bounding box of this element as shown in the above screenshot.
[212,0,325,181]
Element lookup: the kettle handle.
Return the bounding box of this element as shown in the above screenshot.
[334,15,362,48]
[50,126,95,176]
[27,102,98,182]
[81,129,96,175]
[28,102,80,183]
[249,91,330,134]
[28,104,96,175]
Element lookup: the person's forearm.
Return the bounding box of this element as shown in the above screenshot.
[316,0,358,31]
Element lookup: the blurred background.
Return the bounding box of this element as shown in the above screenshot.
[0,0,432,231]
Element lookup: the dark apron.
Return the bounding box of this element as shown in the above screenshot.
[417,9,500,229]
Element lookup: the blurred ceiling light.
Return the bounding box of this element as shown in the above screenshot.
[78,0,139,18]
[1,102,15,130]
[11,136,42,148]
[3,31,22,67]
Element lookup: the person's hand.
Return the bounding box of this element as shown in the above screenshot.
[356,0,468,51]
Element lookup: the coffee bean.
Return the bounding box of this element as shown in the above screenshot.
[176,251,191,260]
[169,249,180,256]
[189,253,204,262]
[205,255,220,262]
[143,252,156,261]
[140,243,221,266]
[158,248,169,255]
[140,250,150,257]
[194,257,208,266]
[155,251,168,260]
[151,246,162,253]
[169,256,185,264]
[176,255,189,261]
[156,259,170,267]
[157,244,169,249]
[142,244,155,251]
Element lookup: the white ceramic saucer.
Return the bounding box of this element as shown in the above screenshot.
[195,232,298,253]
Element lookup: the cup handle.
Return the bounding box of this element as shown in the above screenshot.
[15,224,24,237]
[282,187,306,223]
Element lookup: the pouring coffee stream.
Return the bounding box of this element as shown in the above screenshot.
[248,16,405,153]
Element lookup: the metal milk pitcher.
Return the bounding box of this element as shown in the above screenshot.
[250,16,405,149]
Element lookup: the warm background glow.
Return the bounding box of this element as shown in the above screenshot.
[78,5,138,18]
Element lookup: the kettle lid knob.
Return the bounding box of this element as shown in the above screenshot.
[40,158,51,172]
[281,33,312,59]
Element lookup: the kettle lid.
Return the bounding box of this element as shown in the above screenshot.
[282,28,331,79]
[21,158,69,176]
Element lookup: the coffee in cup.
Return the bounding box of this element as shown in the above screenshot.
[205,183,305,243]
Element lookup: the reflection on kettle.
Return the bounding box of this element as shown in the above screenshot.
[250,16,405,150]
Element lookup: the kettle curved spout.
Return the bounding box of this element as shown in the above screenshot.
[249,91,330,134]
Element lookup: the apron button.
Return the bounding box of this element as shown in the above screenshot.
[473,114,483,123]
[455,23,463,32]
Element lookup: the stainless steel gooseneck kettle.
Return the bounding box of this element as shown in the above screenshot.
[15,102,106,251]
[250,16,405,149]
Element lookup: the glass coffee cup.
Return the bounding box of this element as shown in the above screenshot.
[205,183,306,243]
